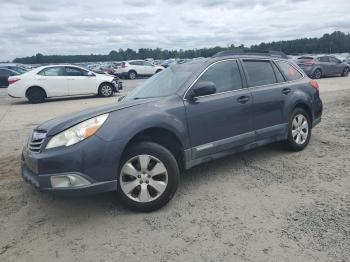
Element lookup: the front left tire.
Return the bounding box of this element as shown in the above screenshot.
[117,142,179,212]
[98,83,114,97]
[342,67,349,77]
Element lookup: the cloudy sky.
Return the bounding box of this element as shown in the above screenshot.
[0,0,349,61]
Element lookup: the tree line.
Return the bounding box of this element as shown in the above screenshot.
[12,31,350,64]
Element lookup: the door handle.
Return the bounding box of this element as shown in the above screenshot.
[282,88,291,95]
[237,96,250,104]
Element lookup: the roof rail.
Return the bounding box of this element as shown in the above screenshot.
[212,49,288,59]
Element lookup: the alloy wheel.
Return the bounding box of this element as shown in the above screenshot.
[291,114,309,145]
[120,154,168,203]
[101,85,113,96]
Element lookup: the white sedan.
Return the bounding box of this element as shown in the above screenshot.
[7,65,120,103]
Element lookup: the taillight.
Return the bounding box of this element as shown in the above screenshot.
[310,80,319,90]
[8,78,20,85]
[303,60,315,66]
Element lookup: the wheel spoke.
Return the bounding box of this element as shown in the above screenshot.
[292,118,298,128]
[301,121,308,130]
[122,180,139,194]
[300,130,308,140]
[296,133,301,144]
[138,155,150,171]
[122,163,138,177]
[139,184,151,202]
[149,180,167,193]
[292,129,298,137]
[150,162,166,176]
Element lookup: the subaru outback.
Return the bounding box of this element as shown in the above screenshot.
[21,50,323,212]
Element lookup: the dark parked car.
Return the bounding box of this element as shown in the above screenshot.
[21,50,323,211]
[296,55,349,79]
[0,64,28,74]
[0,68,20,87]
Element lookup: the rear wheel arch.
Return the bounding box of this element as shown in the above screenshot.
[25,86,47,103]
[291,102,313,125]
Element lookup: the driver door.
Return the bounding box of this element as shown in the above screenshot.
[64,66,96,95]
[184,60,254,159]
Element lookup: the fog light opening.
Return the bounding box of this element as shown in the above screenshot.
[51,174,91,188]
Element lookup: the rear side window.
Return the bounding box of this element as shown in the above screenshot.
[129,61,143,66]
[243,60,276,87]
[38,67,63,76]
[197,60,242,93]
[318,56,329,62]
[276,61,303,81]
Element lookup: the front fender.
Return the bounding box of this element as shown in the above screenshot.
[96,96,189,149]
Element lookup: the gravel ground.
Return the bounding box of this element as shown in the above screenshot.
[0,77,349,262]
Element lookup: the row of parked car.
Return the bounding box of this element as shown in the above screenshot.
[1,54,349,103]
[295,55,350,79]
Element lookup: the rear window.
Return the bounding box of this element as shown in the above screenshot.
[276,61,303,81]
[243,60,276,87]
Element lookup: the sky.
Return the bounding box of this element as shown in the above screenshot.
[0,0,350,61]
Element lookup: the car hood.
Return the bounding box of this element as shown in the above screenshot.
[37,98,158,136]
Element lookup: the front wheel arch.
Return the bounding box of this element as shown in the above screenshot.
[98,82,114,97]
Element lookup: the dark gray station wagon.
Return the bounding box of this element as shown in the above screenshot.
[22,50,323,211]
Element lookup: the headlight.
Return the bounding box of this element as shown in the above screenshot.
[46,113,109,149]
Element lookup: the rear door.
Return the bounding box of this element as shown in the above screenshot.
[64,66,97,95]
[185,59,254,159]
[129,61,145,75]
[317,56,332,75]
[241,59,292,141]
[36,67,68,97]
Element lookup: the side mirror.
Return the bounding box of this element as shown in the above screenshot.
[190,81,216,100]
[87,71,95,77]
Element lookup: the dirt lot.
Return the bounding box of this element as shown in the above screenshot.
[0,77,350,262]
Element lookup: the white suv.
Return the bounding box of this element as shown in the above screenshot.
[7,65,121,103]
[116,60,164,79]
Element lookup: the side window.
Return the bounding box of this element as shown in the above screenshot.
[329,57,340,63]
[243,60,277,87]
[196,60,242,93]
[38,67,63,76]
[276,61,303,81]
[65,67,88,76]
[129,61,143,66]
[318,56,329,62]
[271,62,285,82]
[143,61,153,66]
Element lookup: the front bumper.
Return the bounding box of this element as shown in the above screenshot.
[21,161,117,195]
[21,134,123,195]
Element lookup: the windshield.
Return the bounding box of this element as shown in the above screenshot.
[125,63,200,100]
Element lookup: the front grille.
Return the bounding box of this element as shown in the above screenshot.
[28,131,46,153]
